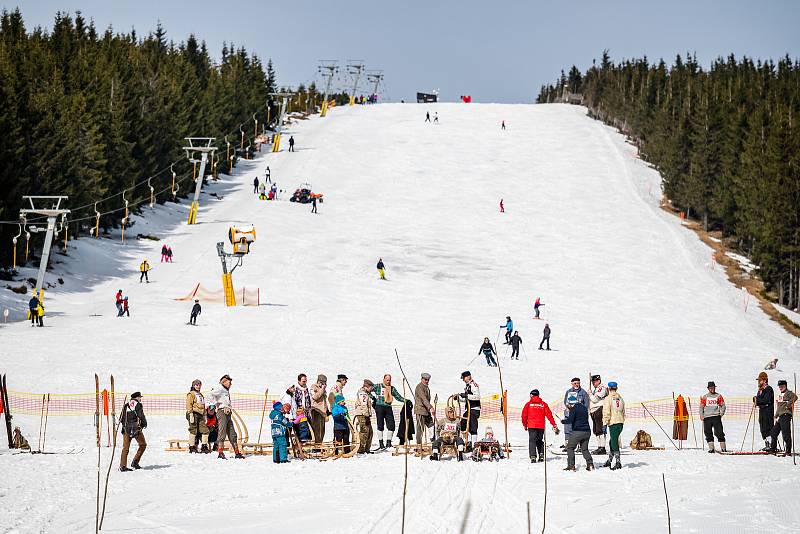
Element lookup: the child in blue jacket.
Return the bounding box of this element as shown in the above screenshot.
[332,394,350,449]
[270,401,293,463]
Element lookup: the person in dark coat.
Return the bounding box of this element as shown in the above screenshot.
[561,394,593,471]
[28,294,39,326]
[755,371,774,451]
[397,399,415,445]
[288,136,295,152]
[253,176,259,193]
[510,331,522,359]
[311,196,318,214]
[189,299,201,325]
[539,323,551,350]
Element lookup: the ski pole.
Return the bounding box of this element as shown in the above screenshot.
[740,400,755,453]
[42,393,50,453]
[641,402,679,450]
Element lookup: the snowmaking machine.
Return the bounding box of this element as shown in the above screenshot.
[216,225,256,306]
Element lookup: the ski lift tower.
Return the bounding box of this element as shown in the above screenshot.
[19,196,70,303]
[347,61,365,106]
[367,70,384,102]
[269,91,294,152]
[183,137,217,225]
[318,60,338,117]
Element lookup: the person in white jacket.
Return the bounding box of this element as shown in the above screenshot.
[208,374,244,459]
[588,375,609,454]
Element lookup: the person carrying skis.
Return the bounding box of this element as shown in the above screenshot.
[478,337,498,367]
[270,401,293,463]
[139,259,150,283]
[377,258,386,280]
[521,388,559,463]
[700,381,727,453]
[414,373,434,445]
[767,379,797,456]
[332,394,351,450]
[119,392,147,471]
[288,136,295,152]
[589,375,609,454]
[510,331,522,359]
[122,296,130,317]
[161,244,168,262]
[189,299,201,325]
[538,323,551,350]
[310,375,329,443]
[562,378,590,447]
[28,292,39,326]
[186,379,210,453]
[561,394,594,471]
[459,371,481,450]
[354,378,375,453]
[115,290,124,316]
[501,316,513,344]
[425,111,431,122]
[208,374,244,459]
[370,374,405,450]
[430,406,465,461]
[602,381,625,470]
[534,297,544,318]
[755,371,775,451]
[253,176,260,194]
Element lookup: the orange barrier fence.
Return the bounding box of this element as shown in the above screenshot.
[4,391,793,422]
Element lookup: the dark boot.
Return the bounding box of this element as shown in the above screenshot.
[592,447,606,455]
[378,440,385,450]
[430,452,439,461]
[603,455,612,468]
[189,445,198,454]
[218,451,227,459]
[611,452,622,470]
[131,460,141,470]
[200,444,210,454]
[586,463,595,471]
[119,466,132,472]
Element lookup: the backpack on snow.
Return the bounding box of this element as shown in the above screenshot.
[630,430,653,450]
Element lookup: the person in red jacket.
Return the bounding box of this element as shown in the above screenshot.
[115,290,124,317]
[522,389,560,463]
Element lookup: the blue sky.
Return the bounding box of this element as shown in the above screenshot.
[4,1,799,103]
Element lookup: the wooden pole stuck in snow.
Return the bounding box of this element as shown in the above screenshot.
[662,473,672,534]
[641,402,679,450]
[257,388,269,444]
[401,377,409,534]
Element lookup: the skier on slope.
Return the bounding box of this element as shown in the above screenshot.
[186,379,210,453]
[122,296,130,317]
[459,371,481,450]
[602,381,625,470]
[119,392,147,471]
[189,299,201,325]
[425,111,431,122]
[521,388,559,463]
[538,323,551,350]
[534,297,544,318]
[370,374,405,450]
[754,372,775,451]
[510,331,522,360]
[160,244,168,262]
[561,394,594,471]
[265,166,271,184]
[501,316,513,344]
[115,290,124,316]
[253,176,259,194]
[288,136,295,152]
[139,259,150,283]
[433,112,439,123]
[589,375,609,454]
[208,374,244,459]
[311,196,318,214]
[28,293,39,327]
[767,380,797,456]
[500,199,504,213]
[377,258,386,280]
[562,378,590,448]
[478,337,498,367]
[699,381,727,453]
[270,401,293,463]
[430,406,465,461]
[501,120,506,130]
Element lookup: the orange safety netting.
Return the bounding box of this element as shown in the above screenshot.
[5,391,793,421]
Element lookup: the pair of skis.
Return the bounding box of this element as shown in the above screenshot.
[95,374,122,532]
[1,374,13,449]
[34,393,51,453]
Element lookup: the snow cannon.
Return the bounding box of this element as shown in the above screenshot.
[228,225,256,256]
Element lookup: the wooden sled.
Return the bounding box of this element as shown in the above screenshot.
[392,443,432,457]
[298,417,359,460]
[165,408,251,453]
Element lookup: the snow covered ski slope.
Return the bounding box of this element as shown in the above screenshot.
[1,103,799,533]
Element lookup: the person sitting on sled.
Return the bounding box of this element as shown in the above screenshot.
[472,426,504,461]
[430,406,465,461]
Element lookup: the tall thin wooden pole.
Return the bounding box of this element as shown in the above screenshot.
[662,473,672,534]
[401,379,409,534]
[257,388,269,444]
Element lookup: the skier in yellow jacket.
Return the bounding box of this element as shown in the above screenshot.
[139,260,150,283]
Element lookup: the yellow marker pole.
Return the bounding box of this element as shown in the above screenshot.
[25,233,29,261]
[12,238,17,269]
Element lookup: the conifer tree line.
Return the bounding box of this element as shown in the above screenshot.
[538,51,800,310]
[0,9,278,267]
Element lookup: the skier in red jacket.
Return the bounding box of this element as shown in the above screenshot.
[521,389,560,463]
